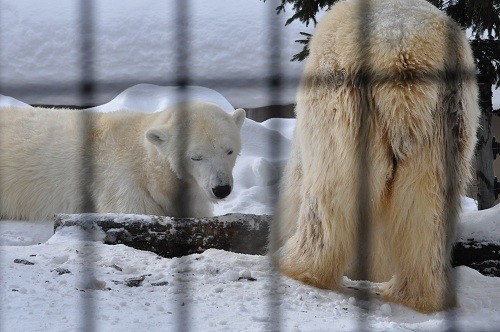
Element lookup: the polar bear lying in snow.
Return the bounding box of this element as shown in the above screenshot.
[0,101,245,220]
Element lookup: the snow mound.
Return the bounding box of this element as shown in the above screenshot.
[458,203,500,244]
[87,83,235,113]
[0,0,313,108]
[461,196,478,213]
[0,95,32,108]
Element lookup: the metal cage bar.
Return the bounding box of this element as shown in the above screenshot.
[174,1,192,331]
[267,1,283,330]
[79,0,97,330]
[355,2,374,329]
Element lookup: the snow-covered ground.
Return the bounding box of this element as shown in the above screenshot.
[0,86,499,331]
[1,234,499,331]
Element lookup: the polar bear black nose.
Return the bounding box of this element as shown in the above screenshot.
[213,185,231,199]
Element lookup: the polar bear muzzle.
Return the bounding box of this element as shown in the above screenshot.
[212,184,231,199]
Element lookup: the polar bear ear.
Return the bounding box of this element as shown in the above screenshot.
[232,108,246,129]
[146,128,169,147]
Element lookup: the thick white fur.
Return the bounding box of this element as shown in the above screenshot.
[270,0,479,313]
[0,101,245,220]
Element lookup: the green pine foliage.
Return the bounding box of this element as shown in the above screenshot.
[428,0,499,90]
[268,0,339,61]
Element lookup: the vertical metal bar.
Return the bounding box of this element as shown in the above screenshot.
[267,0,282,330]
[442,16,462,332]
[355,0,372,329]
[79,0,96,330]
[0,0,3,329]
[79,0,96,211]
[174,1,191,331]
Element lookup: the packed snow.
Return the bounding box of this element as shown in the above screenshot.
[0,0,499,329]
[0,0,315,108]
[0,86,499,331]
[458,203,500,245]
[0,0,498,110]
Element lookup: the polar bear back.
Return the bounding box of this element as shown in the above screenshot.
[0,107,95,220]
[301,0,478,161]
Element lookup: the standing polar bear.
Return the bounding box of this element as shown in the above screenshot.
[0,101,245,220]
[270,0,479,313]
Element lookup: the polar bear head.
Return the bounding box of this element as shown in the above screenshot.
[146,101,246,201]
